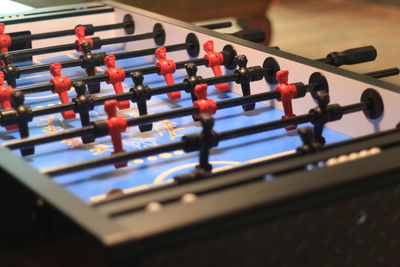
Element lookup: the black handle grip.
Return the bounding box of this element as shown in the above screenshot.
[326,46,377,67]
[231,28,266,43]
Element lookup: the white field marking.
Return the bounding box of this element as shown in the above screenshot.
[32,58,43,64]
[96,66,106,72]
[65,52,78,60]
[26,94,58,100]
[19,56,66,84]
[26,86,74,100]
[89,161,241,204]
[89,150,297,204]
[147,156,157,161]
[154,161,241,184]
[248,150,297,163]
[19,73,51,80]
[159,152,172,158]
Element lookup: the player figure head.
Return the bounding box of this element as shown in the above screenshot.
[203,40,214,53]
[276,70,289,84]
[0,23,4,35]
[155,47,167,60]
[74,26,86,38]
[104,55,116,68]
[50,63,62,77]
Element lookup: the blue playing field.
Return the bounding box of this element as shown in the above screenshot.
[0,46,350,202]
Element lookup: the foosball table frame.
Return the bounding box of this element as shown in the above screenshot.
[1,1,400,266]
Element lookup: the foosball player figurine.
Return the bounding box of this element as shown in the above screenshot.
[104,54,130,109]
[203,40,229,92]
[296,127,323,154]
[0,53,20,88]
[80,42,101,94]
[184,63,205,103]
[176,114,219,183]
[155,47,180,100]
[0,71,17,130]
[235,55,255,111]
[274,70,298,131]
[195,114,217,172]
[11,91,34,156]
[192,82,215,122]
[49,63,76,120]
[104,100,128,168]
[0,23,11,54]
[309,89,331,145]
[129,72,152,132]
[72,81,96,143]
[75,25,94,53]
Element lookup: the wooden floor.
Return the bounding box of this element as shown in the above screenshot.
[12,0,400,85]
[269,0,400,85]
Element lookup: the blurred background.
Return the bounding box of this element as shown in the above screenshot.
[3,0,399,85]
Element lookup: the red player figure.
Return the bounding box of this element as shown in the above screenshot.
[74,26,93,53]
[155,47,180,100]
[274,70,298,131]
[0,23,11,67]
[203,40,229,92]
[104,55,130,109]
[0,23,11,54]
[193,84,216,118]
[50,63,76,120]
[194,84,208,100]
[0,71,17,130]
[105,100,128,168]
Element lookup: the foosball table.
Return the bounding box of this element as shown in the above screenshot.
[1,1,400,266]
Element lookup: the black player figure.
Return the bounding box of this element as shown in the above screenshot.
[80,42,101,94]
[184,62,203,103]
[129,71,152,132]
[296,127,323,154]
[175,114,219,183]
[0,53,19,88]
[72,81,95,143]
[196,114,217,172]
[310,90,330,145]
[11,91,34,156]
[235,55,255,111]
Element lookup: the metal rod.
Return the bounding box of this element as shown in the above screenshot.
[200,21,233,30]
[9,21,130,44]
[363,68,400,79]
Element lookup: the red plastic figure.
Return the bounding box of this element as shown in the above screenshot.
[104,55,130,109]
[193,84,216,118]
[0,71,17,130]
[0,23,11,54]
[194,83,208,100]
[203,40,229,92]
[105,100,128,168]
[74,26,93,53]
[274,70,298,131]
[50,63,76,120]
[155,47,180,100]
